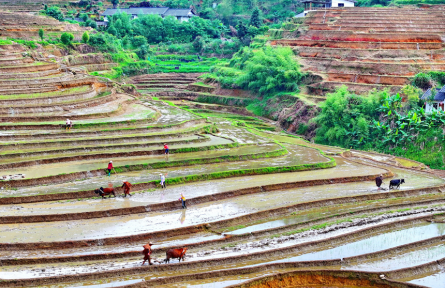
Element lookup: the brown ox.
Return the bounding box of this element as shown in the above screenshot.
[164,247,187,263]
[94,187,116,199]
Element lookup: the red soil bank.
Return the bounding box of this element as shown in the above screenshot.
[227,270,422,288]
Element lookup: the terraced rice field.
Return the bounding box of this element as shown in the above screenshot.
[0,11,90,40]
[271,6,445,97]
[1,41,445,288]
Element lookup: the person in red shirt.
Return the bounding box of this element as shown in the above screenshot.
[107,161,114,176]
[164,143,169,160]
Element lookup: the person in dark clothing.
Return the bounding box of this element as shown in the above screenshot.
[375,174,383,190]
[179,193,187,209]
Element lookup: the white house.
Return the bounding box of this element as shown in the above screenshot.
[421,86,445,113]
[102,8,196,23]
[299,0,356,17]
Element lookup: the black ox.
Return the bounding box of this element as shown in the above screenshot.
[389,179,405,190]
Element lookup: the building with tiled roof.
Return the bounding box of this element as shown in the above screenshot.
[101,7,196,22]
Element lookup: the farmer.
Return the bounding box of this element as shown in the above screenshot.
[375,174,384,190]
[141,242,154,265]
[179,193,187,209]
[107,161,114,176]
[164,143,169,160]
[121,180,132,197]
[160,173,167,189]
[65,119,72,131]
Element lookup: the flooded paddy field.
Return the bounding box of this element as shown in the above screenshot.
[407,271,445,288]
[0,61,443,287]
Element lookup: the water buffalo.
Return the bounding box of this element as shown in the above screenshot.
[389,179,405,190]
[94,187,116,199]
[164,247,187,263]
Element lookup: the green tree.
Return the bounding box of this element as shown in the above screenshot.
[193,36,204,52]
[85,19,97,29]
[236,21,248,38]
[213,46,302,95]
[107,25,118,36]
[132,35,148,48]
[412,73,433,90]
[249,7,261,28]
[46,6,64,21]
[82,31,89,43]
[247,25,259,37]
[38,29,44,40]
[80,13,89,22]
[136,45,149,60]
[61,32,74,45]
[111,0,119,8]
[313,86,383,148]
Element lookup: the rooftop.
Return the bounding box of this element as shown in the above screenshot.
[101,7,196,17]
[421,86,445,102]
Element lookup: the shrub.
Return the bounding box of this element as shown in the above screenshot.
[249,7,261,28]
[82,31,89,44]
[412,72,433,90]
[38,29,44,40]
[193,36,204,53]
[132,35,148,49]
[60,32,74,45]
[212,46,303,95]
[313,86,384,148]
[45,6,64,21]
[136,45,149,60]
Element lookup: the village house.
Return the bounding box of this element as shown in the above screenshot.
[421,86,445,113]
[101,7,196,22]
[297,0,356,16]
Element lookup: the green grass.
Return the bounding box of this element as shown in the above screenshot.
[192,82,214,88]
[0,40,13,45]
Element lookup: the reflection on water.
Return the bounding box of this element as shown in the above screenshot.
[408,270,445,288]
[270,223,445,263]
[226,216,304,235]
[347,243,445,271]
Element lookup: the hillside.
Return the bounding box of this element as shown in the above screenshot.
[271,5,445,97]
[1,2,445,288]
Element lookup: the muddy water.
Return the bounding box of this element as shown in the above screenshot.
[0,231,222,259]
[0,180,436,244]
[1,142,329,197]
[1,134,207,156]
[351,157,442,191]
[147,100,200,124]
[345,242,445,271]
[0,135,233,178]
[0,213,435,282]
[211,119,271,144]
[267,223,445,263]
[2,195,443,260]
[226,193,445,235]
[0,157,387,223]
[407,270,445,288]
